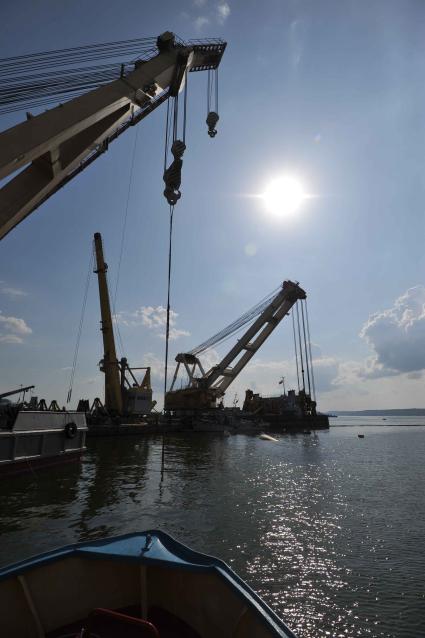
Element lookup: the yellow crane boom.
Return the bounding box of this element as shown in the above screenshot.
[93,232,122,413]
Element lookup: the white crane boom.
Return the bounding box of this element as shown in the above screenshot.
[166,280,306,410]
[0,33,226,240]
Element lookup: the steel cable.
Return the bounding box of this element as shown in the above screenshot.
[188,287,281,356]
[67,246,94,404]
[0,37,158,115]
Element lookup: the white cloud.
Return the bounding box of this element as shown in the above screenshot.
[359,285,425,378]
[0,285,27,297]
[0,313,32,335]
[143,352,165,380]
[0,312,32,344]
[0,334,24,344]
[116,305,190,341]
[191,1,230,30]
[194,16,210,31]
[217,2,230,23]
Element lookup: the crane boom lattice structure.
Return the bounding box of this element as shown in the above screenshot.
[165,280,306,411]
[0,32,226,240]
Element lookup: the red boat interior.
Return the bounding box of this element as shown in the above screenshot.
[48,605,202,638]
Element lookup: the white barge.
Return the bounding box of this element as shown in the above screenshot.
[0,409,87,476]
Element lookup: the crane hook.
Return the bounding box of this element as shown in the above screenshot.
[163,139,186,205]
[206,111,219,138]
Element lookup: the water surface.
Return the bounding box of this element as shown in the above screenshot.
[1,420,424,638]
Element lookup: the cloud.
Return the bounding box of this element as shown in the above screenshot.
[0,313,32,335]
[194,16,210,30]
[143,353,165,380]
[359,285,425,378]
[0,334,24,344]
[116,305,190,341]
[0,312,32,344]
[191,1,230,30]
[0,282,27,297]
[217,2,230,23]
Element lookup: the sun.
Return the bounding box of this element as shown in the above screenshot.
[262,176,306,217]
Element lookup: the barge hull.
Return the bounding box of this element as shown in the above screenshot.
[0,449,83,476]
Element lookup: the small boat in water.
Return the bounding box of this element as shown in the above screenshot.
[0,530,297,637]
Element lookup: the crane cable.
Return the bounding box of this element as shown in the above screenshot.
[161,79,188,481]
[206,67,219,137]
[113,125,140,310]
[188,286,280,356]
[163,74,188,400]
[0,37,157,115]
[67,245,94,403]
[292,308,301,393]
[304,299,316,402]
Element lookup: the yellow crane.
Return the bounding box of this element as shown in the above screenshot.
[93,232,154,417]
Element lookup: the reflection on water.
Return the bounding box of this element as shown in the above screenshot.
[1,424,425,638]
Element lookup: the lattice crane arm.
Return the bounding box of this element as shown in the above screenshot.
[205,281,306,396]
[0,32,226,240]
[167,281,306,408]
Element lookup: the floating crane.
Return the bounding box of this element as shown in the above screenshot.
[0,32,226,240]
[93,232,154,417]
[0,386,34,401]
[165,280,306,411]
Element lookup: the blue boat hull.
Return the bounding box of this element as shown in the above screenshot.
[0,530,297,637]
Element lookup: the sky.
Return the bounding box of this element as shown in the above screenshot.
[0,0,424,411]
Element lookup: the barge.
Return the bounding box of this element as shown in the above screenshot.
[243,388,329,431]
[0,404,87,476]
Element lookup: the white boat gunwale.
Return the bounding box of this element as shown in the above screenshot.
[0,529,298,637]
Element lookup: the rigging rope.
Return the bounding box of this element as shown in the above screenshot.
[300,299,311,397]
[106,269,126,359]
[292,308,301,392]
[113,125,140,309]
[188,287,280,356]
[0,37,157,115]
[206,67,219,137]
[164,205,175,399]
[163,73,188,398]
[305,299,316,402]
[295,301,306,392]
[67,246,94,403]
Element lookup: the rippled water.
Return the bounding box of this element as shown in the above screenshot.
[1,422,425,638]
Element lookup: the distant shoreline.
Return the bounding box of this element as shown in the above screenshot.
[329,409,425,417]
[329,422,425,427]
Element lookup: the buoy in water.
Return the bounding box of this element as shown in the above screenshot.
[358,434,365,439]
[259,433,278,442]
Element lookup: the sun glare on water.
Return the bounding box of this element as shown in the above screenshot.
[262,176,306,217]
